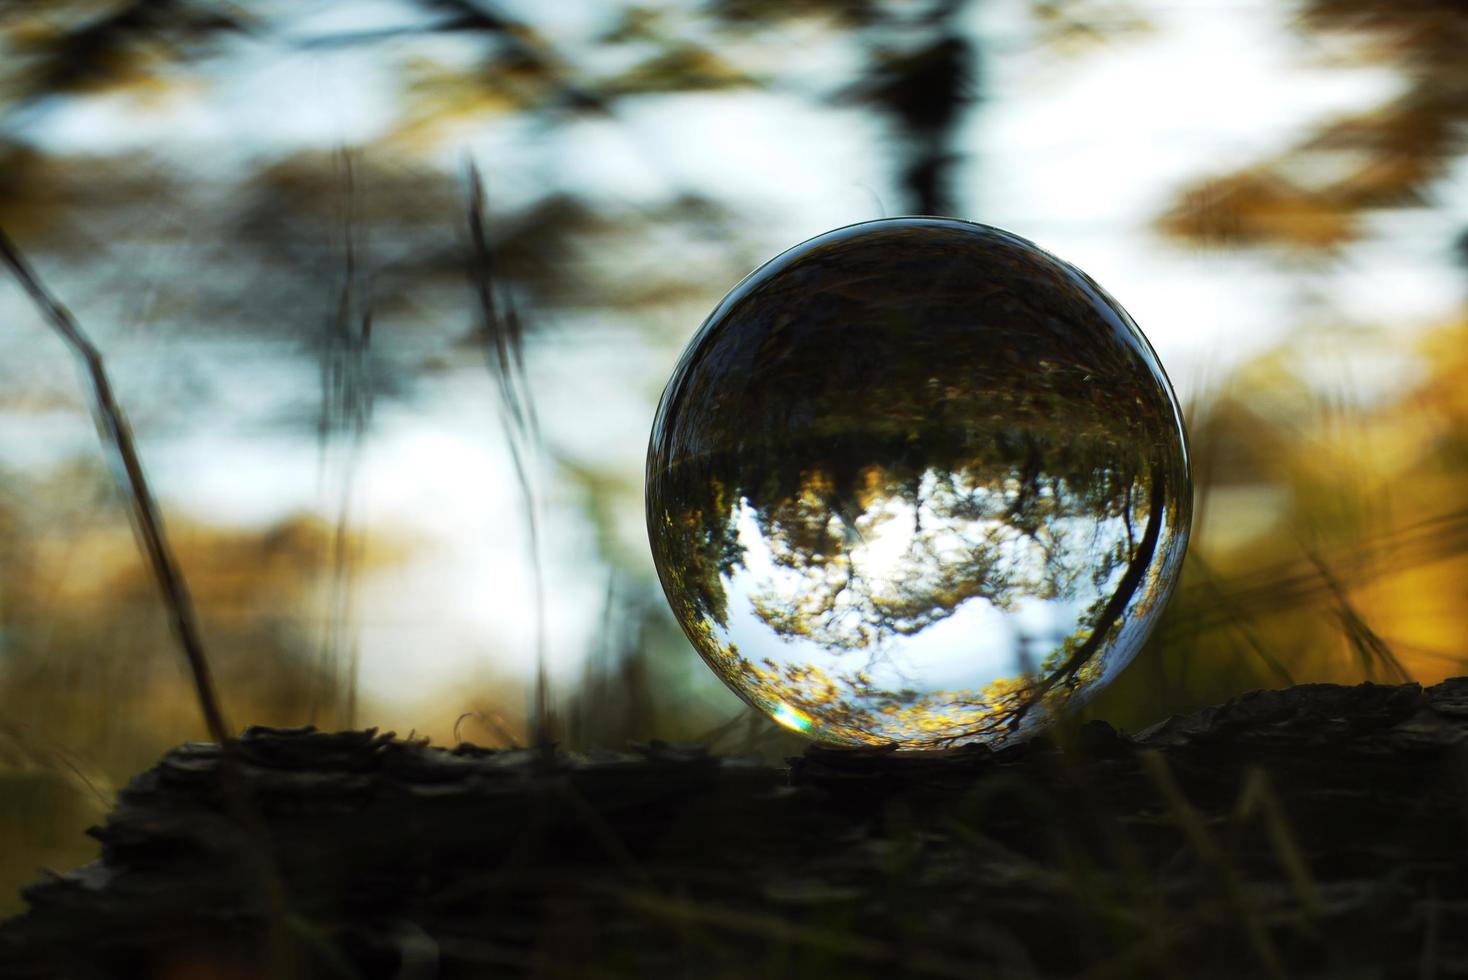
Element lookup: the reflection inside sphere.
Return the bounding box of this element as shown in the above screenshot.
[646,218,1191,749]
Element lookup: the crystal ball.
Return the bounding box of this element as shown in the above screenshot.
[646,218,1191,748]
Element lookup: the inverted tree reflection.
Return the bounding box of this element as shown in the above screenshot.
[648,220,1189,748]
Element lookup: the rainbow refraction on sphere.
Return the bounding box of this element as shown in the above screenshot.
[646,218,1192,749]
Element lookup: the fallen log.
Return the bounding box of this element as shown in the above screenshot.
[3,678,1466,978]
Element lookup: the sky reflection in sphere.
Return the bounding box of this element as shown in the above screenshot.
[646,218,1191,748]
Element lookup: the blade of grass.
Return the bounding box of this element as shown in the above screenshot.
[1171,504,1468,636]
[1139,750,1286,980]
[1187,554,1296,686]
[0,228,230,745]
[1232,767,1324,921]
[608,887,982,979]
[313,147,373,729]
[1308,549,1412,683]
[1419,878,1440,980]
[465,163,550,751]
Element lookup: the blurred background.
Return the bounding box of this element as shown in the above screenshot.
[1,0,1466,910]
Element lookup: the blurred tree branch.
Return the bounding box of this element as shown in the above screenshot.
[1156,0,1468,254]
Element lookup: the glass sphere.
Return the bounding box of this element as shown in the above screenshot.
[646,218,1191,749]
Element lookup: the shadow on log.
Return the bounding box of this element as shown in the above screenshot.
[3,678,1468,978]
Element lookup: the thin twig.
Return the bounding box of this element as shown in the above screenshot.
[0,228,231,744]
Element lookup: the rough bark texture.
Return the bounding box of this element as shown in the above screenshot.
[3,678,1468,979]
